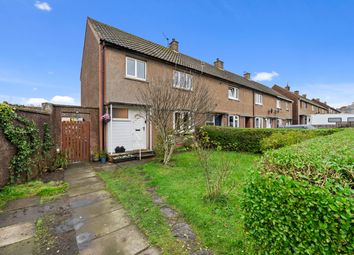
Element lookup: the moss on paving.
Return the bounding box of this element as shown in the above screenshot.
[0,180,68,210]
[33,215,56,255]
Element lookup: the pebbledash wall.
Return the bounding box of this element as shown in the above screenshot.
[0,103,99,187]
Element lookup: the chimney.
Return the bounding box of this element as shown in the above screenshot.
[214,58,224,70]
[324,101,327,105]
[243,72,251,80]
[169,38,179,52]
[302,94,307,98]
[316,98,320,101]
[285,84,290,91]
[294,90,299,95]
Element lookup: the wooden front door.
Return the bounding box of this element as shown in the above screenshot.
[61,121,90,161]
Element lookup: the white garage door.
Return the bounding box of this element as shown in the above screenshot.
[107,108,147,153]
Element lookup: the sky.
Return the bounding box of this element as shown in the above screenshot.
[0,0,353,108]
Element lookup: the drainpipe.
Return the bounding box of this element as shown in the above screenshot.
[99,41,106,151]
[252,91,255,128]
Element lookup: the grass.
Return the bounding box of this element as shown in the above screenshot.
[0,180,68,210]
[99,151,258,255]
[98,168,188,255]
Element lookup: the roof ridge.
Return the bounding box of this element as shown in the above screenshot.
[87,17,291,101]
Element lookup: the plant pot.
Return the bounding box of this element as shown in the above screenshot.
[100,157,106,163]
[93,157,99,162]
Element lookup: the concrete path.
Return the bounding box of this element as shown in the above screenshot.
[64,163,161,255]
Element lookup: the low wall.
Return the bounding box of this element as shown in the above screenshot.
[0,103,99,187]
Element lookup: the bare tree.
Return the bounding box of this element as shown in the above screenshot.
[137,76,215,165]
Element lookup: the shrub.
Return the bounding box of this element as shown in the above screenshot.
[242,129,354,254]
[199,126,338,153]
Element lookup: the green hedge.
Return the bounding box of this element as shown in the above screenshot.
[199,126,338,153]
[242,129,354,254]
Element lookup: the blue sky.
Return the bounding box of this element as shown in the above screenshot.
[0,0,353,107]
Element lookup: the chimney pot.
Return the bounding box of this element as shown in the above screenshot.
[302,94,307,98]
[169,38,179,52]
[243,72,251,80]
[294,90,299,95]
[214,58,224,70]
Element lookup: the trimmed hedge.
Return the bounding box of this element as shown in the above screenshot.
[242,129,354,254]
[199,126,338,153]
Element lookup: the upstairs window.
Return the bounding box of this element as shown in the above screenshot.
[228,115,239,128]
[255,93,263,105]
[312,105,315,111]
[276,99,281,109]
[126,57,146,80]
[228,87,239,100]
[173,71,193,90]
[285,102,289,111]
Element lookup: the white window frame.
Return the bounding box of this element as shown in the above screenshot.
[125,57,146,81]
[277,119,282,128]
[255,117,263,128]
[173,111,194,133]
[228,87,239,100]
[228,115,239,128]
[255,93,263,105]
[285,102,289,111]
[276,99,281,109]
[173,70,193,91]
[265,118,272,128]
[312,105,315,111]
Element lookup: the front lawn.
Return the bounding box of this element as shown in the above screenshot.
[99,151,258,254]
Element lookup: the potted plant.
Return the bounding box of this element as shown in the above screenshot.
[92,151,100,162]
[99,151,107,163]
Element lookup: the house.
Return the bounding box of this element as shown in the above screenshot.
[272,84,333,124]
[81,17,293,153]
[311,98,341,114]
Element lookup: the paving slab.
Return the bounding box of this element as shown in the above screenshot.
[137,246,161,255]
[69,190,111,209]
[67,176,102,188]
[0,237,34,255]
[68,182,105,197]
[73,198,122,220]
[65,170,97,180]
[79,225,150,255]
[0,222,35,247]
[2,197,40,212]
[75,209,131,247]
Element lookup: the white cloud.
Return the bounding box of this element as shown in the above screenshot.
[50,96,75,105]
[26,97,48,106]
[252,71,279,82]
[1,95,77,106]
[34,1,52,11]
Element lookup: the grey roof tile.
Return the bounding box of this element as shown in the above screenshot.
[88,17,291,101]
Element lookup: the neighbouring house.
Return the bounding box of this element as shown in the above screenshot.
[81,17,293,153]
[311,98,341,114]
[272,84,337,125]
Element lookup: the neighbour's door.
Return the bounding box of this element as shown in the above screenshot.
[214,114,222,126]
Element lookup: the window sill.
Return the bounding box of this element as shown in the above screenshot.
[173,86,193,92]
[125,76,149,84]
[255,103,263,106]
[228,97,239,101]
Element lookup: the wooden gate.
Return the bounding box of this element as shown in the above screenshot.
[61,121,90,161]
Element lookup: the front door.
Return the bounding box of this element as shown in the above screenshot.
[131,112,146,150]
[214,114,222,126]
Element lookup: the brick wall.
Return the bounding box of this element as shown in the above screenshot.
[0,104,99,187]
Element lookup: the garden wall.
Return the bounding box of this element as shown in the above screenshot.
[0,103,99,187]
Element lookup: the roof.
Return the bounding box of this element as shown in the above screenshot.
[272,84,326,109]
[311,99,340,113]
[88,17,292,102]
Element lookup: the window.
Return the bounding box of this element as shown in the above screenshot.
[328,117,342,123]
[173,111,193,132]
[255,93,263,105]
[276,99,281,109]
[255,117,263,128]
[112,108,128,119]
[126,57,146,80]
[347,117,354,122]
[312,105,315,111]
[228,115,239,128]
[228,87,239,100]
[205,114,215,126]
[173,71,193,90]
[285,102,289,111]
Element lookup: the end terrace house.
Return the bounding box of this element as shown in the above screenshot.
[80,17,293,153]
